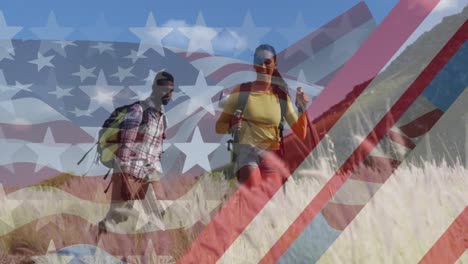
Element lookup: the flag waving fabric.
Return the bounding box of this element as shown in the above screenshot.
[0,0,467,263]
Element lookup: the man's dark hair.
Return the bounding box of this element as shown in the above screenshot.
[153,71,174,86]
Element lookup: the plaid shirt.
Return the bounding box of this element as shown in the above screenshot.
[115,97,167,179]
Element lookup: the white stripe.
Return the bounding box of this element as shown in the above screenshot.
[406,87,468,167]
[465,110,468,168]
[218,7,466,262]
[369,134,414,161]
[455,250,468,264]
[191,56,247,76]
[318,158,468,263]
[213,70,323,96]
[0,98,68,124]
[395,96,438,128]
[286,20,376,84]
[320,48,468,263]
[0,173,223,235]
[330,179,382,206]
[81,126,100,139]
[1,141,109,176]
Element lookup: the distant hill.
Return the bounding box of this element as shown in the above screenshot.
[372,5,468,90]
[313,6,467,124]
[308,7,467,166]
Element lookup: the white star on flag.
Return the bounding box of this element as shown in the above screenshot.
[90,42,114,54]
[48,85,73,99]
[327,12,360,61]
[0,11,22,61]
[0,11,21,38]
[0,183,21,228]
[0,135,25,174]
[29,11,74,56]
[178,12,221,56]
[72,65,97,83]
[0,70,18,100]
[79,70,125,113]
[178,70,224,115]
[31,240,74,264]
[12,81,33,93]
[291,69,323,95]
[129,12,172,56]
[29,53,55,71]
[126,239,169,264]
[52,40,77,49]
[277,12,314,58]
[227,10,271,55]
[134,186,166,231]
[35,214,66,232]
[144,69,163,85]
[78,239,120,263]
[128,69,162,100]
[124,49,147,63]
[111,66,136,82]
[142,239,158,263]
[29,11,74,40]
[129,84,151,101]
[70,107,93,117]
[0,40,15,61]
[27,127,70,172]
[80,14,121,41]
[42,40,77,57]
[174,127,219,173]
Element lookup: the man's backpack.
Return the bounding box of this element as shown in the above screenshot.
[77,101,143,175]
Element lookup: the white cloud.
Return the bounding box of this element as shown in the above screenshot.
[212,30,248,54]
[382,0,467,70]
[163,19,189,28]
[160,20,246,55]
[405,0,466,46]
[434,0,464,12]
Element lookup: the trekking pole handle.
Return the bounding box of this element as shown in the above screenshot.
[231,109,243,132]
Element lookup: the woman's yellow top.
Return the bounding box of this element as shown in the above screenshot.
[216,84,307,150]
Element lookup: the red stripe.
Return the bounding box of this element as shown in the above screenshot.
[387,129,417,149]
[184,51,213,61]
[0,213,208,258]
[399,109,444,138]
[178,1,442,263]
[206,2,372,84]
[260,18,467,263]
[316,67,342,86]
[0,163,63,187]
[323,156,400,229]
[165,111,224,143]
[1,163,202,201]
[419,207,468,264]
[0,121,94,143]
[350,156,400,183]
[207,63,253,82]
[322,203,364,230]
[277,2,373,72]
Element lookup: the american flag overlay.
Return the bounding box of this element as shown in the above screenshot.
[0,0,467,263]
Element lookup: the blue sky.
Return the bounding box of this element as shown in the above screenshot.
[0,0,465,60]
[1,0,398,27]
[0,0,399,59]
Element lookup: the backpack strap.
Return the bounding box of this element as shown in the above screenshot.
[272,84,289,123]
[273,84,289,156]
[236,82,289,129]
[237,82,251,113]
[162,113,167,139]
